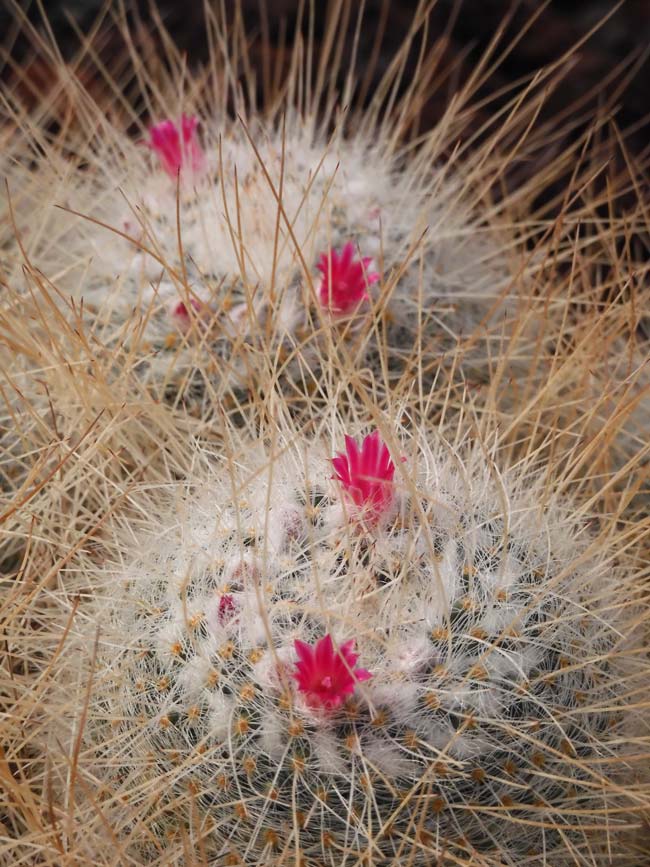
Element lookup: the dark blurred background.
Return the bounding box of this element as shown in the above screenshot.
[1,0,649,191]
[2,1,648,129]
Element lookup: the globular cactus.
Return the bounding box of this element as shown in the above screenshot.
[5,0,571,428]
[2,8,649,865]
[4,2,645,466]
[61,426,647,866]
[10,110,521,417]
[5,4,648,498]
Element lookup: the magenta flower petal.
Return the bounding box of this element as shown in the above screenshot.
[294,638,313,663]
[292,634,372,710]
[148,114,205,178]
[316,242,379,315]
[332,431,396,523]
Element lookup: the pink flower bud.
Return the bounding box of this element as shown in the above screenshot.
[147,114,205,178]
[332,431,396,523]
[316,242,379,315]
[218,594,237,624]
[171,298,205,332]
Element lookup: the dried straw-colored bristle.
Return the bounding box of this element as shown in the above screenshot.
[1,2,649,865]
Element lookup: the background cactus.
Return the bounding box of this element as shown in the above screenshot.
[52,426,647,865]
[3,108,531,418]
[2,0,647,466]
[4,0,608,433]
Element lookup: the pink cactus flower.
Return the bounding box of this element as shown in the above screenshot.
[171,297,203,331]
[316,242,379,315]
[332,431,396,522]
[218,594,237,624]
[147,114,205,178]
[293,634,372,710]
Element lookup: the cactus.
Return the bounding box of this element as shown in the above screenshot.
[4,0,568,427]
[2,7,649,866]
[6,109,524,419]
[63,428,646,865]
[3,4,646,463]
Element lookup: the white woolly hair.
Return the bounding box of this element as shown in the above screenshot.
[35,418,649,866]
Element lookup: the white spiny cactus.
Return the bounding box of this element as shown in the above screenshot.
[54,426,647,865]
[2,9,650,866]
[8,113,522,414]
[3,20,646,475]
[3,3,646,460]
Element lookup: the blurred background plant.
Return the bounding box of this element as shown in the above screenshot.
[3,0,648,297]
[3,1,648,153]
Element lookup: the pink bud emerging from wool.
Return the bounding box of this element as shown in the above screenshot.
[316,242,379,315]
[218,594,237,624]
[292,634,372,710]
[147,114,205,178]
[171,298,204,331]
[332,431,396,522]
